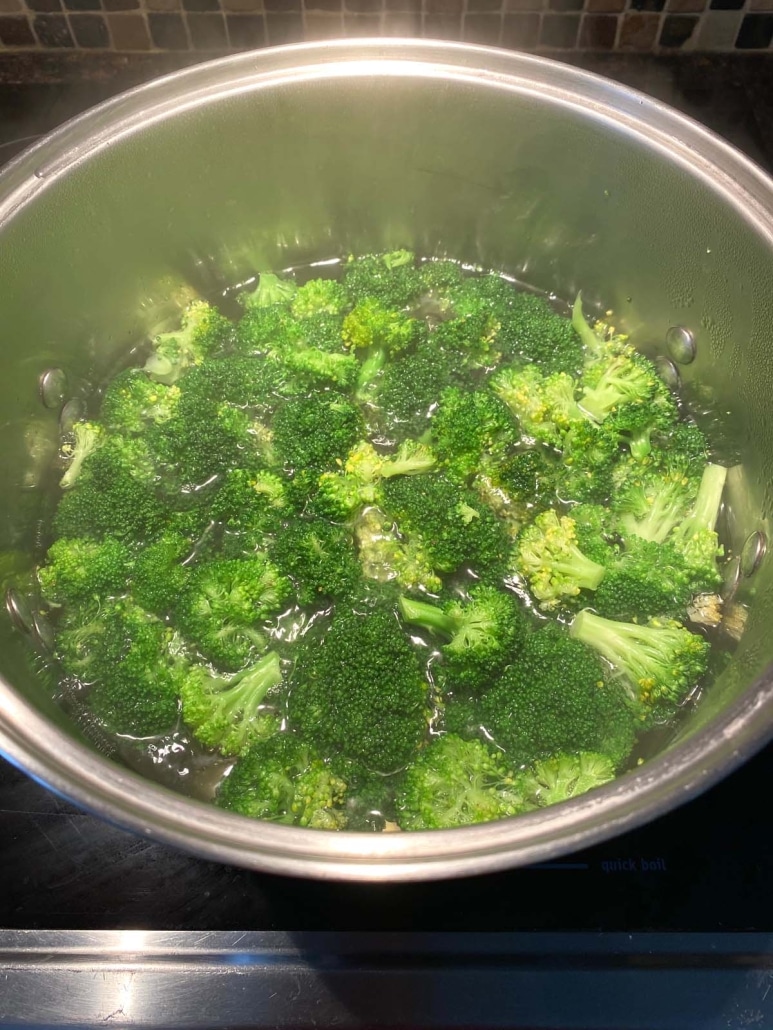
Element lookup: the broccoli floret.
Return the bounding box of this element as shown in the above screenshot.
[492,365,582,448]
[380,473,510,578]
[399,585,527,690]
[67,601,181,737]
[568,502,617,564]
[431,387,518,483]
[59,421,104,490]
[38,537,132,607]
[234,305,302,356]
[343,251,421,309]
[593,537,693,622]
[480,623,637,766]
[210,469,287,555]
[100,370,180,435]
[569,608,710,717]
[669,463,727,592]
[572,293,631,366]
[342,298,425,354]
[132,532,190,616]
[272,394,363,486]
[515,510,606,610]
[418,259,464,294]
[475,447,559,533]
[177,555,290,670]
[288,597,430,774]
[431,312,501,369]
[54,439,167,543]
[494,289,583,375]
[557,419,620,504]
[180,650,283,756]
[176,356,286,410]
[217,733,348,829]
[315,440,436,520]
[395,735,529,831]
[374,343,453,436]
[269,518,361,606]
[517,751,616,808]
[144,301,232,384]
[291,278,350,319]
[613,458,701,545]
[606,382,679,462]
[354,507,442,595]
[579,350,660,424]
[241,271,298,310]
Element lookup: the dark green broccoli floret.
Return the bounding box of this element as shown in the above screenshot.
[291,278,350,319]
[374,343,453,436]
[241,271,298,310]
[272,394,363,486]
[669,463,727,592]
[269,518,361,606]
[380,473,510,578]
[557,419,620,504]
[288,597,430,773]
[395,735,529,831]
[515,509,606,610]
[593,537,693,623]
[177,555,290,670]
[176,356,286,410]
[431,312,501,369]
[144,301,232,384]
[100,370,180,435]
[569,608,710,719]
[354,507,442,595]
[210,469,288,554]
[606,382,679,461]
[481,624,637,766]
[180,650,283,756]
[399,585,527,690]
[53,439,167,544]
[234,304,302,356]
[60,601,181,737]
[38,537,132,608]
[343,250,421,309]
[59,421,104,490]
[132,532,190,616]
[431,387,518,483]
[217,733,348,829]
[516,752,616,808]
[418,259,464,294]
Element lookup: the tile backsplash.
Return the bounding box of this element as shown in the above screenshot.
[0,0,771,54]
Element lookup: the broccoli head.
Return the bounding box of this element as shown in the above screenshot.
[144,301,232,384]
[38,537,132,608]
[515,509,606,610]
[593,537,693,623]
[269,517,361,606]
[241,271,298,310]
[374,343,453,437]
[291,278,350,319]
[492,365,581,448]
[59,421,104,490]
[132,532,191,616]
[342,298,425,354]
[100,370,180,435]
[354,506,442,595]
[669,463,727,593]
[517,751,616,808]
[431,387,518,483]
[342,251,421,309]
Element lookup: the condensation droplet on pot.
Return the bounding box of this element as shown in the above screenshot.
[60,397,85,434]
[655,356,680,390]
[31,611,54,652]
[665,326,696,364]
[721,556,741,599]
[5,589,34,634]
[39,368,68,410]
[740,530,766,578]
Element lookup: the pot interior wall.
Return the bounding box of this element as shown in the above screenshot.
[1,68,772,753]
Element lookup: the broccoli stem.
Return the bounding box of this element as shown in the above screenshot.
[220,650,282,721]
[572,293,604,355]
[676,463,727,539]
[355,348,386,401]
[628,428,652,461]
[399,596,456,638]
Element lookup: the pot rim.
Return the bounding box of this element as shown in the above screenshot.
[1,40,772,882]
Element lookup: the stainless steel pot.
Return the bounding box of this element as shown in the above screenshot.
[1,41,772,881]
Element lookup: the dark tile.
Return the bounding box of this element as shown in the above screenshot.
[666,0,705,11]
[710,0,742,7]
[64,0,101,9]
[26,0,62,12]
[264,0,299,9]
[343,10,379,30]
[265,8,301,38]
[617,10,658,46]
[658,11,696,43]
[33,12,73,41]
[344,0,381,11]
[0,0,22,10]
[102,0,139,9]
[381,10,419,29]
[426,0,462,13]
[579,11,617,44]
[467,0,501,11]
[304,0,340,10]
[385,0,419,9]
[107,10,150,44]
[501,10,539,45]
[736,11,773,44]
[147,10,188,44]
[538,11,578,43]
[585,0,624,10]
[629,0,665,11]
[225,10,264,41]
[182,0,219,10]
[422,11,461,35]
[187,10,226,42]
[69,10,109,40]
[0,13,34,40]
[463,10,501,37]
[549,0,582,11]
[506,0,540,9]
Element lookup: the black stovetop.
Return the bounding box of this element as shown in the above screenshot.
[1,55,772,942]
